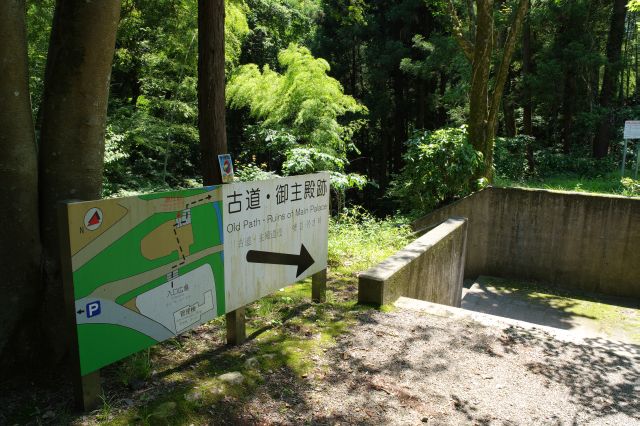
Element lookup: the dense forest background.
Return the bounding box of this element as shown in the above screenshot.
[24,0,640,215]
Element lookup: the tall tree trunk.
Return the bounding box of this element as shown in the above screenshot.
[416,79,426,130]
[199,0,227,186]
[522,14,533,135]
[0,0,42,372]
[393,73,408,173]
[38,0,121,363]
[593,0,627,158]
[468,0,493,172]
[484,0,529,176]
[503,70,516,137]
[561,67,576,153]
[521,12,535,172]
[461,0,528,180]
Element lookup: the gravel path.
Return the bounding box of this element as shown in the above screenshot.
[3,298,638,425]
[241,304,640,425]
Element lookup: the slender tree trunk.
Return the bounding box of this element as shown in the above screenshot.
[199,0,227,186]
[38,0,121,363]
[522,12,535,172]
[561,67,576,153]
[468,0,493,172]
[522,14,532,135]
[484,0,529,176]
[593,0,627,158]
[464,0,528,179]
[438,71,448,126]
[417,79,426,130]
[503,70,516,137]
[0,0,42,372]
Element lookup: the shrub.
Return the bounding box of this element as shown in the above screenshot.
[388,127,482,214]
[494,135,617,181]
[494,135,535,181]
[621,178,640,197]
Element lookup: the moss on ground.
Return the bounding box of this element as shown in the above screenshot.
[479,276,640,344]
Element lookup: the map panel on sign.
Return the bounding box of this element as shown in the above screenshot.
[65,187,225,375]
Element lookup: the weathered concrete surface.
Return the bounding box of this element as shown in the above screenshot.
[358,217,467,307]
[413,187,640,298]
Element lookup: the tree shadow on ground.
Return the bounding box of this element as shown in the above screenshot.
[501,325,640,421]
[462,277,640,338]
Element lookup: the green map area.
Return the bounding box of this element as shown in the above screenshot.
[67,186,224,375]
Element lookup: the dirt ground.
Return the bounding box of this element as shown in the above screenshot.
[3,298,639,425]
[237,307,640,426]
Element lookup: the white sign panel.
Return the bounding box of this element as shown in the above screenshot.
[222,172,330,311]
[624,120,640,139]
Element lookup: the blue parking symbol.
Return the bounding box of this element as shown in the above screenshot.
[86,301,101,318]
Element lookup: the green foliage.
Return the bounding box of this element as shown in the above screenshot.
[102,0,250,194]
[389,127,482,214]
[621,177,640,196]
[494,135,618,182]
[494,135,535,181]
[228,44,367,152]
[328,206,413,275]
[26,0,55,122]
[242,0,321,67]
[227,44,368,188]
[234,162,281,181]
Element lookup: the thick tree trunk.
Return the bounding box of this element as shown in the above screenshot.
[593,0,627,158]
[38,0,121,363]
[0,0,42,372]
[199,0,227,186]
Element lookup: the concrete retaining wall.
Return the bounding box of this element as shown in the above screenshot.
[413,187,640,298]
[358,218,468,307]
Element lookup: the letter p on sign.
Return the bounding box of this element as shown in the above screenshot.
[86,301,101,318]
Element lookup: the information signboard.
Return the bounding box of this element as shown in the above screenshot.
[59,173,329,377]
[222,173,329,312]
[624,120,640,139]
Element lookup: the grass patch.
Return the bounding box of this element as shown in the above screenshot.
[328,206,414,275]
[495,173,640,197]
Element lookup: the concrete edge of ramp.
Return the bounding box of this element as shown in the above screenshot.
[393,297,639,358]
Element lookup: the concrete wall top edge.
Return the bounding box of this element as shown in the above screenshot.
[360,217,467,282]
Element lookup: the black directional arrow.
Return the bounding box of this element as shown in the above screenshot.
[246,244,315,277]
[77,309,85,315]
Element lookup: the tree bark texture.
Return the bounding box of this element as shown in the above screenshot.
[199,0,227,186]
[468,0,494,175]
[522,14,533,136]
[484,0,529,176]
[593,0,628,158]
[38,0,121,362]
[0,0,42,371]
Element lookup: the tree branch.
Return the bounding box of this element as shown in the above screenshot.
[487,0,529,132]
[448,0,475,62]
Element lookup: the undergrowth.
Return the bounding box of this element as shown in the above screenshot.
[328,206,413,275]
